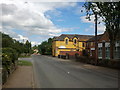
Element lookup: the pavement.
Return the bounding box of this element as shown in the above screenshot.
[32,55,119,88]
[2,65,34,88]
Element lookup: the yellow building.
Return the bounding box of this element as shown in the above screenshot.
[52,34,93,56]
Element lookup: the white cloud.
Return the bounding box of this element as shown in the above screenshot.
[80,15,95,23]
[98,24,106,33]
[80,15,105,34]
[1,1,77,45]
[85,24,105,34]
[80,15,103,24]
[13,35,28,41]
[31,41,42,46]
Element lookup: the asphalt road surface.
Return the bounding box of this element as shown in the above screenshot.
[32,55,118,88]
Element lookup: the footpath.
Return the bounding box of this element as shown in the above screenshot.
[2,59,34,88]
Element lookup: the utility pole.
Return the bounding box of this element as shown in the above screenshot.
[95,13,98,65]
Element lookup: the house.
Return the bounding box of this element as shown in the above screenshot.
[52,34,93,57]
[86,34,103,58]
[86,31,120,59]
[98,32,120,59]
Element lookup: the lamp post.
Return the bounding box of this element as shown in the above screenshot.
[95,13,98,65]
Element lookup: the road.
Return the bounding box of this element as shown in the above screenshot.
[32,55,118,88]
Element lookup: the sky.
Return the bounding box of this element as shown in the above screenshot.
[0,0,105,46]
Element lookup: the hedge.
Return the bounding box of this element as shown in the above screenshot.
[2,48,19,84]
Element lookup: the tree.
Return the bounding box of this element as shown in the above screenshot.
[2,33,14,48]
[32,45,38,50]
[38,38,53,55]
[84,2,120,59]
[1,32,32,56]
[24,40,32,54]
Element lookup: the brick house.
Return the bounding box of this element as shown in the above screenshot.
[86,31,120,59]
[86,34,103,58]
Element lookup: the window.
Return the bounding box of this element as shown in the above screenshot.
[65,39,69,45]
[98,47,102,58]
[91,42,94,46]
[114,47,120,59]
[106,47,110,59]
[73,39,77,44]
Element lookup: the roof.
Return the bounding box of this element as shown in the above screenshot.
[53,34,94,41]
[87,34,103,42]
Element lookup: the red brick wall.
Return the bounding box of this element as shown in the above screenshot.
[59,51,82,56]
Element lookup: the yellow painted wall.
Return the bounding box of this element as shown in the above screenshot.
[52,37,87,56]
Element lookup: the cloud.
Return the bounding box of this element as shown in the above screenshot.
[31,41,40,46]
[1,4,18,15]
[80,15,105,33]
[13,35,28,41]
[97,24,106,33]
[85,24,105,34]
[1,1,77,45]
[80,15,95,23]
[80,15,103,24]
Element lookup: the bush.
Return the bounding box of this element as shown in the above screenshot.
[75,53,80,61]
[108,59,120,69]
[2,66,8,84]
[2,48,19,84]
[2,48,18,63]
[98,59,109,66]
[2,53,12,74]
[76,56,89,63]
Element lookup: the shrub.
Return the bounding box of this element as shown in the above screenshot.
[2,53,12,74]
[2,48,19,81]
[76,56,89,63]
[2,66,8,84]
[2,48,18,63]
[108,59,120,69]
[98,59,109,66]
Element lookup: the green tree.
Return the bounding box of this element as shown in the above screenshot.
[84,2,120,59]
[2,33,14,48]
[24,40,32,54]
[38,38,53,55]
[32,45,38,50]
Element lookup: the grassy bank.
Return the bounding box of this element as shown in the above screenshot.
[18,60,32,66]
[19,55,31,58]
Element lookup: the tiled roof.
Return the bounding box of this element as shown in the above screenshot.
[87,34,103,42]
[53,34,94,41]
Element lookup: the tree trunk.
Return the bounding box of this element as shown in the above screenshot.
[110,40,115,59]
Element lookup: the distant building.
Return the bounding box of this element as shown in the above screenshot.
[33,49,38,54]
[52,34,93,57]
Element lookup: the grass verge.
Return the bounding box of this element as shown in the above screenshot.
[19,55,31,58]
[18,60,32,66]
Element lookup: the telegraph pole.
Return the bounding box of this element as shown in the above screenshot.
[95,13,98,65]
